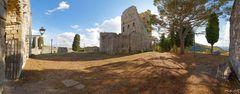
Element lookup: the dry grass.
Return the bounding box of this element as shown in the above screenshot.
[4,52,229,94]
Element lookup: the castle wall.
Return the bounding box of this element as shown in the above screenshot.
[0,0,7,93]
[5,0,31,80]
[100,6,152,55]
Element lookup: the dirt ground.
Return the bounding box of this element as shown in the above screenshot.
[4,52,229,94]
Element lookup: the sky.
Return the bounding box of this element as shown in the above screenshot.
[31,0,230,48]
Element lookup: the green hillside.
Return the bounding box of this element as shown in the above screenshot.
[190,43,227,53]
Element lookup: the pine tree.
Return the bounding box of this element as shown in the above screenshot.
[72,34,80,51]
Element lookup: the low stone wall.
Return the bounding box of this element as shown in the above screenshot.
[84,47,99,53]
[32,46,73,55]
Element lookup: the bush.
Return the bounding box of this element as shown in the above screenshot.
[38,37,44,49]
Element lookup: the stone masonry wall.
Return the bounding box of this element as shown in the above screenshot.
[5,0,31,79]
[100,6,152,55]
[0,0,7,93]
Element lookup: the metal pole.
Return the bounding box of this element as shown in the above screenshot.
[194,32,196,57]
[51,39,53,54]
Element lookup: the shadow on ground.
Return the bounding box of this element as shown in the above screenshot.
[5,53,228,94]
[30,52,134,61]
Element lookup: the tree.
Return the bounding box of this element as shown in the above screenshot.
[229,0,240,79]
[205,13,219,54]
[160,33,171,52]
[170,26,194,49]
[72,34,80,51]
[153,0,227,54]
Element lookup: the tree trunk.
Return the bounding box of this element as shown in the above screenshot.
[180,35,185,54]
[229,0,240,80]
[211,44,213,55]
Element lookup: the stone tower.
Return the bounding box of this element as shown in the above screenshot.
[121,6,152,52]
[100,6,152,54]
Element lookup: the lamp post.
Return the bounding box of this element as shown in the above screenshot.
[39,27,46,36]
[39,27,46,54]
[51,39,53,54]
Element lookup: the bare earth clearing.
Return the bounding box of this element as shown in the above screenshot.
[4,52,228,94]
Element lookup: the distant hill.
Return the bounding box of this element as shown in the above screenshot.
[190,43,228,53]
[218,46,229,51]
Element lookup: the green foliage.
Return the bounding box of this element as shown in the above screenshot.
[168,27,194,49]
[160,34,171,52]
[32,39,35,48]
[38,37,44,49]
[153,0,229,54]
[72,34,80,51]
[205,13,219,54]
[175,28,194,48]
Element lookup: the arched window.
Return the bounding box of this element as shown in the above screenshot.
[128,24,130,28]
[122,27,125,32]
[133,22,135,27]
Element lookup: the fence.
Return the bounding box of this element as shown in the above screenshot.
[5,39,21,80]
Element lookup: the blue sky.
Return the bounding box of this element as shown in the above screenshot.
[31,0,230,48]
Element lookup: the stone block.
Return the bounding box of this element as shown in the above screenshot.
[74,84,85,90]
[62,79,79,87]
[213,51,221,56]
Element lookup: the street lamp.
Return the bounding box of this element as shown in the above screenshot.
[51,39,53,54]
[39,27,46,54]
[39,27,46,36]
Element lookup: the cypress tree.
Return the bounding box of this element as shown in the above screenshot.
[72,34,80,51]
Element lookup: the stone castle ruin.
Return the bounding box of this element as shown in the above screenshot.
[100,6,152,54]
[4,0,31,80]
[0,0,7,92]
[0,0,31,91]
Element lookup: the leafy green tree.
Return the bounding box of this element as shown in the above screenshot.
[175,27,194,48]
[153,0,229,54]
[168,26,194,50]
[160,33,171,52]
[205,13,219,54]
[72,34,80,51]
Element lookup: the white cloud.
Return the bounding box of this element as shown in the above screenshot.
[45,1,70,15]
[56,32,76,47]
[42,16,121,48]
[32,29,39,35]
[71,25,80,29]
[71,25,82,31]
[86,16,121,33]
[215,22,230,47]
[81,16,121,47]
